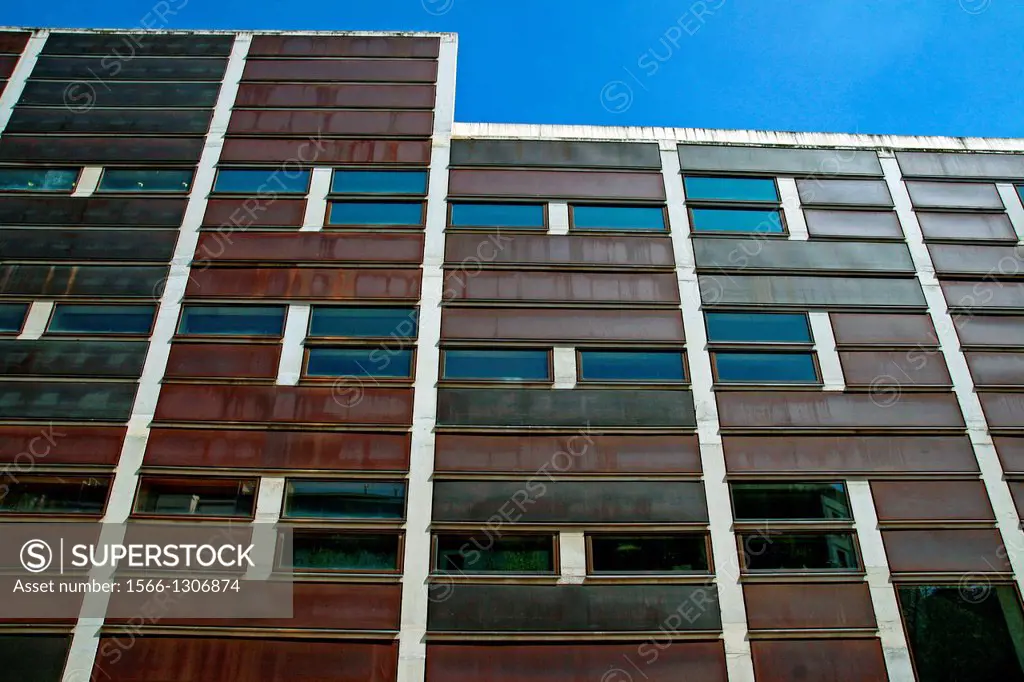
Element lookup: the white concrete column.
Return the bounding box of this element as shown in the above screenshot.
[777,177,809,240]
[300,167,332,231]
[808,311,845,391]
[247,477,286,581]
[0,31,46,134]
[552,345,577,388]
[557,531,586,584]
[847,480,917,682]
[548,202,570,235]
[71,167,103,197]
[661,142,755,682]
[396,33,457,682]
[276,304,311,385]
[997,183,1024,241]
[16,300,53,340]
[60,33,254,682]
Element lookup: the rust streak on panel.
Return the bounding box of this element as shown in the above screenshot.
[195,232,425,264]
[234,83,436,109]
[0,425,125,466]
[202,198,307,228]
[227,109,434,137]
[716,392,965,430]
[871,480,994,521]
[965,351,1024,387]
[448,168,667,200]
[882,529,1011,572]
[220,137,431,164]
[185,267,422,300]
[839,350,951,387]
[0,32,30,54]
[242,58,437,83]
[443,270,680,304]
[164,343,281,379]
[979,393,1024,428]
[751,639,887,682]
[249,34,440,58]
[744,583,876,630]
[444,234,675,268]
[442,307,684,343]
[830,313,938,346]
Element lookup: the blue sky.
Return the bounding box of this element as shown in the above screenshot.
[3,0,1023,137]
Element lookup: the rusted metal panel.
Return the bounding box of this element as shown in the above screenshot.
[882,529,1011,572]
[0,382,137,421]
[0,136,205,163]
[242,58,437,82]
[145,427,410,471]
[185,267,421,300]
[796,178,893,206]
[443,271,679,304]
[434,434,700,473]
[19,81,222,108]
[31,56,227,81]
[693,238,914,273]
[0,425,125,466]
[905,180,1004,209]
[220,137,431,164]
[0,228,178,261]
[979,393,1024,428]
[441,308,684,343]
[1010,482,1024,517]
[701,274,926,308]
[444,233,675,268]
[803,209,904,239]
[0,55,18,79]
[42,32,234,56]
[154,384,413,426]
[897,150,1024,180]
[929,243,1024,276]
[678,144,883,176]
[227,109,433,137]
[0,196,186,226]
[164,343,280,379]
[839,350,951,388]
[249,34,440,58]
[449,169,666,200]
[871,480,994,521]
[0,32,30,54]
[0,340,148,378]
[0,265,168,298]
[744,583,876,630]
[234,83,436,109]
[966,351,1024,387]
[995,437,1024,474]
[830,313,938,346]
[195,232,424,264]
[751,640,887,682]
[918,211,1017,241]
[0,635,71,682]
[957,316,1024,348]
[716,392,965,430]
[202,198,307,228]
[450,139,663,169]
[6,108,213,135]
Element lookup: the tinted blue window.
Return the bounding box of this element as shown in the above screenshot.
[1018,185,1024,204]
[691,208,783,233]
[715,352,818,383]
[572,206,666,231]
[579,351,686,382]
[0,303,29,333]
[309,307,417,338]
[684,176,779,202]
[178,305,285,336]
[327,202,423,226]
[48,304,156,334]
[332,170,427,195]
[443,350,549,381]
[213,169,311,194]
[0,168,78,192]
[284,480,406,520]
[706,313,811,343]
[450,203,545,229]
[98,169,193,193]
[306,348,413,378]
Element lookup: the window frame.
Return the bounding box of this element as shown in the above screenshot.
[0,474,113,518]
[704,311,813,346]
[175,304,287,340]
[45,302,158,337]
[687,205,788,236]
[0,166,81,193]
[329,169,429,197]
[95,167,195,194]
[439,347,554,384]
[431,532,560,576]
[280,478,408,523]
[306,305,419,342]
[131,476,260,521]
[302,346,416,382]
[683,175,781,204]
[280,529,404,575]
[575,348,689,385]
[0,302,30,336]
[325,200,427,229]
[568,203,669,233]
[211,167,313,196]
[736,529,863,574]
[710,349,822,386]
[730,481,852,523]
[585,533,712,576]
[446,201,549,232]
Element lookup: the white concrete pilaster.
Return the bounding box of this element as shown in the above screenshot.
[557,532,586,584]
[246,477,286,581]
[552,345,577,388]
[17,300,53,340]
[300,168,332,231]
[997,183,1024,241]
[0,31,46,134]
[276,304,311,385]
[808,311,845,391]
[777,177,809,240]
[71,167,103,197]
[548,202,570,235]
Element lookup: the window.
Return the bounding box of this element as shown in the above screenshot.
[435,534,555,574]
[331,170,427,195]
[48,304,156,335]
[713,352,818,383]
[571,205,666,231]
[590,535,708,573]
[286,532,400,572]
[1018,185,1024,205]
[213,168,311,194]
[684,176,779,202]
[0,168,78,192]
[705,312,811,343]
[306,348,413,379]
[578,351,686,382]
[178,305,285,336]
[0,476,110,515]
[134,478,257,518]
[732,482,851,521]
[327,202,424,226]
[283,480,406,520]
[309,307,417,339]
[97,169,193,193]
[442,349,550,381]
[449,202,545,229]
[740,532,859,571]
[0,303,28,333]
[690,207,784,234]
[899,584,1024,682]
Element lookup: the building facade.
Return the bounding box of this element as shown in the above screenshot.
[1,26,1024,682]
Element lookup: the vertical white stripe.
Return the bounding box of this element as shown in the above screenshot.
[16,300,53,340]
[300,167,332,231]
[246,477,286,581]
[557,531,586,584]
[808,311,845,391]
[0,31,46,135]
[276,304,311,385]
[548,201,570,235]
[997,183,1024,241]
[777,177,809,240]
[70,167,103,197]
[552,345,577,388]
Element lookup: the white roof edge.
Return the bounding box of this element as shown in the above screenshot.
[0,26,454,38]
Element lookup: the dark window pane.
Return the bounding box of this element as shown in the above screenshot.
[714,352,818,383]
[213,168,311,194]
[309,307,417,338]
[0,476,110,515]
[135,478,257,518]
[327,202,423,226]
[684,176,779,202]
[436,534,554,574]
[0,168,78,192]
[732,482,851,520]
[0,303,28,333]
[450,203,545,229]
[178,305,285,336]
[331,170,427,195]
[590,535,708,573]
[289,532,399,572]
[899,585,1024,682]
[706,312,811,343]
[572,205,666,231]
[443,349,550,381]
[283,480,406,520]
[1018,186,1023,204]
[98,169,193,193]
[306,348,413,378]
[741,532,859,571]
[49,304,156,335]
[691,208,784,233]
[579,351,686,382]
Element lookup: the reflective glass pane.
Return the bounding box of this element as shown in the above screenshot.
[49,304,156,335]
[283,480,406,520]
[306,348,413,378]
[684,176,779,202]
[572,205,666,231]
[1018,186,1024,204]
[590,535,708,573]
[705,312,811,343]
[213,169,311,194]
[714,352,818,383]
[579,351,685,382]
[98,169,193,193]
[178,306,285,336]
[443,349,549,381]
[328,202,423,226]
[0,303,28,333]
[0,168,78,192]
[741,532,859,571]
[732,482,850,520]
[289,532,399,571]
[0,476,110,515]
[450,203,545,228]
[309,307,417,338]
[332,170,427,195]
[135,478,257,518]
[690,208,784,233]
[436,534,554,573]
